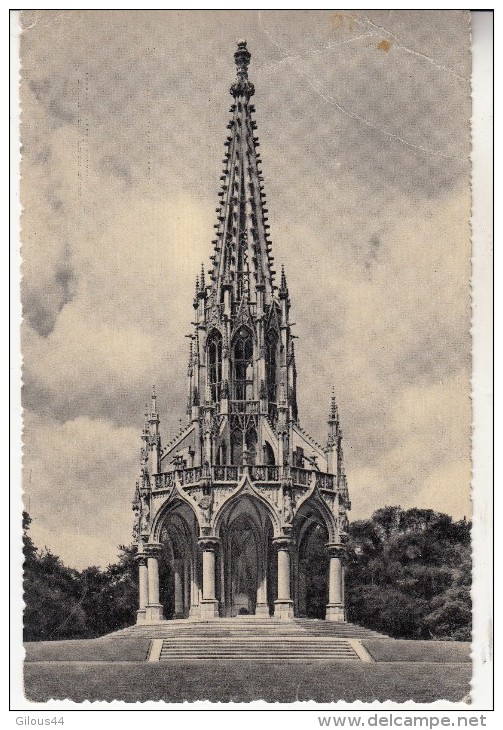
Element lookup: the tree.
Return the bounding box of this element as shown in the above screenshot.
[23,513,138,641]
[345,506,472,640]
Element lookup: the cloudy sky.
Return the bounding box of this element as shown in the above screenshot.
[19,10,472,569]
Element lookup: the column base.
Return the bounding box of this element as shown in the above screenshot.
[274,600,294,620]
[136,609,147,625]
[188,605,201,620]
[325,604,345,622]
[145,604,164,622]
[199,599,219,619]
[255,602,270,617]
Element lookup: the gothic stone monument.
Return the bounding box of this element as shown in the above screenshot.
[132,41,351,623]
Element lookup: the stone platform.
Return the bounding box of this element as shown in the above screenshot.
[109,617,386,661]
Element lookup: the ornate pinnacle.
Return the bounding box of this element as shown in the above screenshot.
[327,387,340,449]
[199,263,206,294]
[231,40,255,99]
[193,275,199,309]
[142,402,149,439]
[150,384,159,422]
[279,264,289,299]
[329,386,339,423]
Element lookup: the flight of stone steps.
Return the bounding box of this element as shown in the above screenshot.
[108,618,386,661]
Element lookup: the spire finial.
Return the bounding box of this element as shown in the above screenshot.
[234,39,250,78]
[200,262,205,291]
[231,40,255,98]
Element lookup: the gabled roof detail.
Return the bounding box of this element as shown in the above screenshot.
[265,300,281,334]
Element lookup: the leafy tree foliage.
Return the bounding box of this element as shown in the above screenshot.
[23,512,138,641]
[345,506,471,640]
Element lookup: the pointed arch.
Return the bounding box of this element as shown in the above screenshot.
[230,425,243,465]
[213,480,281,538]
[207,328,223,403]
[151,493,202,543]
[263,440,275,465]
[265,327,278,405]
[151,497,201,620]
[246,427,257,465]
[292,491,338,544]
[296,518,329,619]
[231,326,253,401]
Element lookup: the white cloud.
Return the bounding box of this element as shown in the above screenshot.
[24,411,139,568]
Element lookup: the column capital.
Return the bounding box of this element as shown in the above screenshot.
[198,536,220,552]
[326,542,345,559]
[143,542,163,558]
[135,552,148,566]
[272,536,294,551]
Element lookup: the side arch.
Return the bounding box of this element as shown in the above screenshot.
[294,490,338,543]
[292,494,334,619]
[150,489,203,543]
[151,497,201,619]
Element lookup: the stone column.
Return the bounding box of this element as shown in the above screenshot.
[255,548,269,616]
[145,543,164,622]
[184,559,191,619]
[189,556,199,619]
[273,537,294,619]
[326,543,345,622]
[198,537,220,618]
[135,551,148,624]
[174,559,184,618]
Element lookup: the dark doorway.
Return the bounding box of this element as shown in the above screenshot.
[227,517,259,615]
[159,512,195,620]
[298,522,329,619]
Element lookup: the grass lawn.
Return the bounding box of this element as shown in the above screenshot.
[362,640,470,663]
[24,638,150,663]
[24,660,471,704]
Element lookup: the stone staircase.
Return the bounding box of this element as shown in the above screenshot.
[108,618,386,662]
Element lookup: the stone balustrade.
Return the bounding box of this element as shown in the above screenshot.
[153,464,337,491]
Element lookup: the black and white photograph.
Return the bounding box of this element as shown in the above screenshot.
[12,8,493,710]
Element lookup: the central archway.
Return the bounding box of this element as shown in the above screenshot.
[227,516,259,615]
[216,494,275,617]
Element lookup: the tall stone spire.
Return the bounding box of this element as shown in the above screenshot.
[132,41,351,625]
[210,40,275,305]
